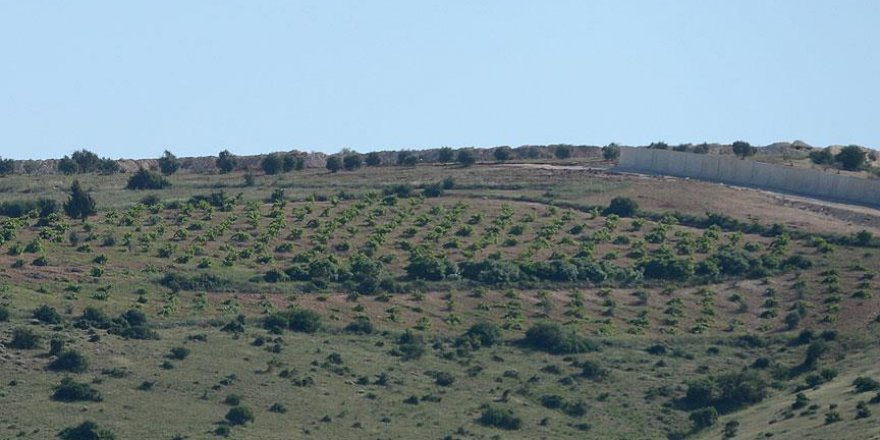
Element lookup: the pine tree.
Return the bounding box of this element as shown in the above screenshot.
[63,180,96,220]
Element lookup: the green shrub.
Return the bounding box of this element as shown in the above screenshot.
[835,145,867,171]
[216,150,237,173]
[478,406,522,430]
[49,350,90,373]
[265,309,322,334]
[853,376,880,393]
[524,323,597,355]
[49,336,65,356]
[602,144,621,160]
[638,254,694,281]
[283,154,305,171]
[434,372,455,387]
[731,141,756,159]
[126,168,171,190]
[396,330,426,360]
[344,316,374,334]
[74,307,111,329]
[405,247,457,281]
[397,151,418,166]
[33,304,62,324]
[169,346,191,360]
[9,327,41,349]
[364,152,381,166]
[263,269,286,283]
[422,183,444,198]
[581,360,609,381]
[325,156,341,173]
[52,377,102,402]
[121,309,148,327]
[690,407,718,430]
[562,400,588,417]
[604,197,638,217]
[456,149,475,166]
[462,322,502,348]
[540,395,564,409]
[810,148,834,165]
[383,184,414,198]
[288,309,321,333]
[0,198,58,218]
[58,421,115,440]
[343,154,362,171]
[683,371,767,413]
[554,145,572,159]
[225,406,254,425]
[157,150,180,175]
[0,157,13,176]
[493,146,512,161]
[159,272,230,292]
[261,153,285,175]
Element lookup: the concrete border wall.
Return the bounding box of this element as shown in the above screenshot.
[616,147,880,208]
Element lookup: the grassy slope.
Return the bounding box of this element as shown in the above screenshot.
[0,160,879,439]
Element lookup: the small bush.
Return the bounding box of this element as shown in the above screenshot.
[853,377,880,393]
[126,168,171,190]
[261,153,285,175]
[49,350,89,373]
[690,407,718,430]
[422,183,444,198]
[434,372,455,387]
[682,371,767,413]
[602,144,621,160]
[541,395,564,409]
[478,406,522,430]
[343,154,362,171]
[604,197,639,217]
[9,327,41,349]
[364,152,381,166]
[396,330,426,360]
[344,316,374,334]
[456,149,476,166]
[225,406,255,425]
[581,360,609,381]
[169,346,191,360]
[52,377,103,402]
[33,304,62,324]
[325,156,341,173]
[524,323,597,355]
[288,309,321,333]
[461,322,502,348]
[0,198,58,218]
[216,150,237,173]
[441,176,455,189]
[554,145,572,159]
[57,421,115,440]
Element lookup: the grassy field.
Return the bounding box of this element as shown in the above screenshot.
[1,158,879,439]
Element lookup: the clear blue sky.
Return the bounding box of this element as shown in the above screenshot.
[1,1,877,159]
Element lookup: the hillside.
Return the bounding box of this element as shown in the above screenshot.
[0,152,879,439]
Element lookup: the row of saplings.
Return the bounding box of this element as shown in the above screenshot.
[259,242,812,296]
